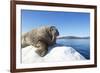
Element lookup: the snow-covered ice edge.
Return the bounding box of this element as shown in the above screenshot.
[22,45,86,64]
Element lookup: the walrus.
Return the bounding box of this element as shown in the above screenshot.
[21,26,59,57]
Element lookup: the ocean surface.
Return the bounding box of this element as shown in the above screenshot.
[56,39,90,59]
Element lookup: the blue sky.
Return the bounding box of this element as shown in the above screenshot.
[21,10,90,37]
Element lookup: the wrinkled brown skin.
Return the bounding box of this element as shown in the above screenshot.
[21,26,59,57]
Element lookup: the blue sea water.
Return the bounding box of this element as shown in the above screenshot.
[56,39,90,59]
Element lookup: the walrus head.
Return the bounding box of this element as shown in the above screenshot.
[50,26,59,37]
[48,26,59,45]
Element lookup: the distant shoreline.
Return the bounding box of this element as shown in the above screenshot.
[57,36,90,39]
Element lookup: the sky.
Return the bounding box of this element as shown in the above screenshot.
[21,10,90,37]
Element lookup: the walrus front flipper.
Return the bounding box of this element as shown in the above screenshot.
[34,41,48,57]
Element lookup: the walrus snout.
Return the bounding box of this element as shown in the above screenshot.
[56,30,59,36]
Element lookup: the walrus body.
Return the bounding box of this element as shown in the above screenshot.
[21,26,59,57]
